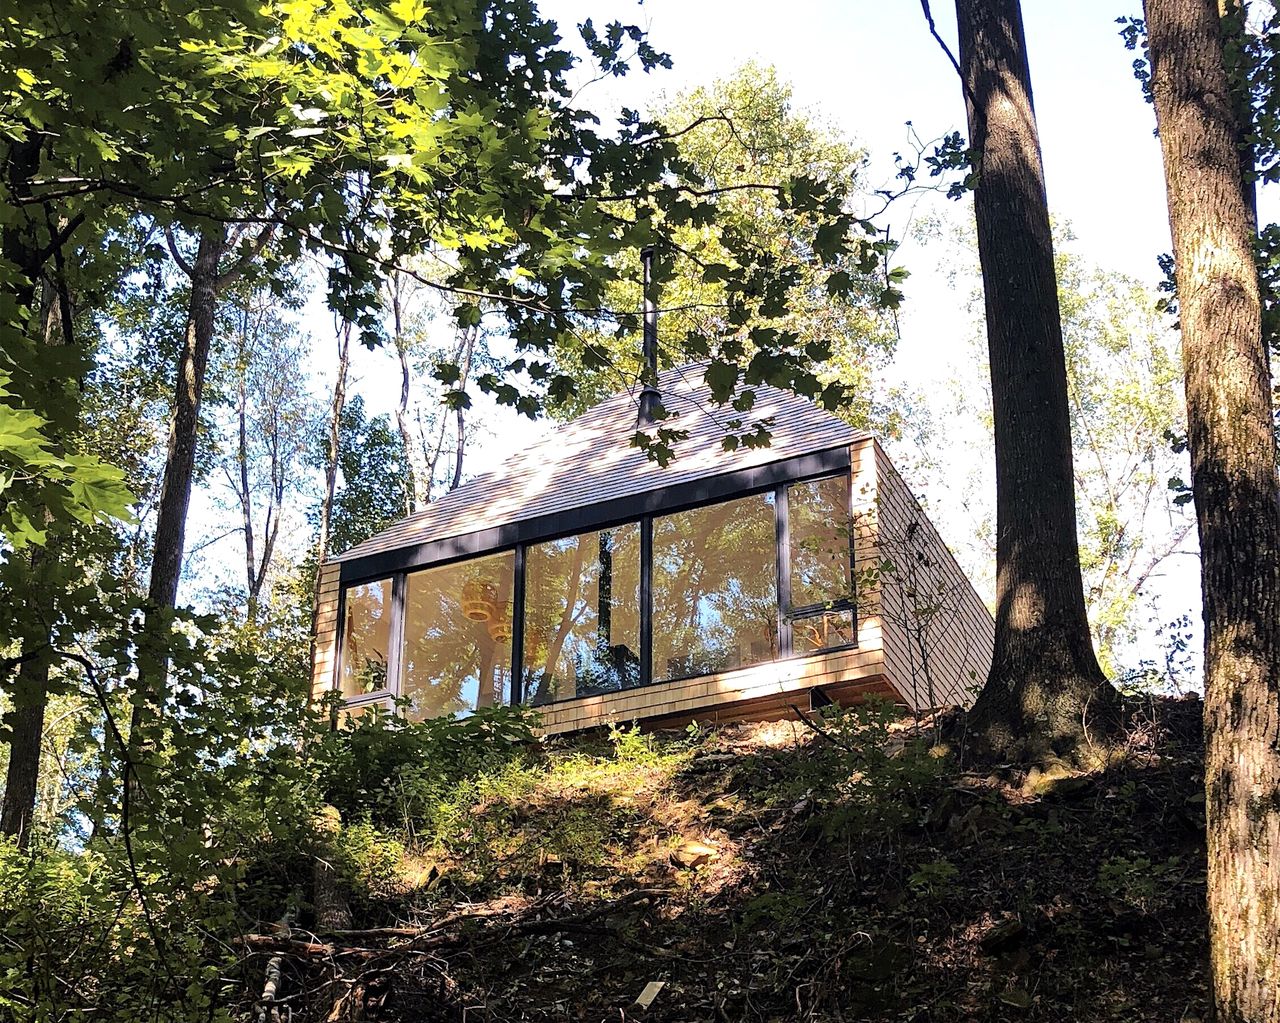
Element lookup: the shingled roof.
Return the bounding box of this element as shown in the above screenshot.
[334,363,867,563]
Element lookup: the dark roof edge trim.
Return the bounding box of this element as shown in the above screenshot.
[338,444,853,585]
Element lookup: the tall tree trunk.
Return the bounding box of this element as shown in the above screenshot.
[953,0,1119,760]
[235,310,258,623]
[1,238,71,849]
[451,325,476,491]
[148,227,226,610]
[131,225,226,746]
[389,275,420,514]
[1144,1,1280,1018]
[309,321,351,669]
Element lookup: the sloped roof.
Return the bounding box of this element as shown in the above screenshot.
[334,363,867,563]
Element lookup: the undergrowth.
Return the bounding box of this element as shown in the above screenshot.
[0,698,1210,1023]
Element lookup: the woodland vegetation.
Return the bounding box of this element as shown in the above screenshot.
[1,0,1278,1020]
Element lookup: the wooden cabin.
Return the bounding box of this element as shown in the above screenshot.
[311,364,994,734]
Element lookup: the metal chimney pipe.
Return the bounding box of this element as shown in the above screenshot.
[638,246,660,426]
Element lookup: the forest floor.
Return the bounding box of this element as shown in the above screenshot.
[263,696,1209,1023]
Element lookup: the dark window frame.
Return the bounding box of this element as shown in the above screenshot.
[781,473,859,627]
[333,576,399,706]
[330,448,858,714]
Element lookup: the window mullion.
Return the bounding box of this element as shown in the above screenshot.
[640,516,653,688]
[511,544,526,704]
[388,573,407,704]
[776,484,792,658]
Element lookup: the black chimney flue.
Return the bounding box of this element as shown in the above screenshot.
[638,245,660,427]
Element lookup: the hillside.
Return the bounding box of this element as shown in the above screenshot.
[242,697,1209,1023]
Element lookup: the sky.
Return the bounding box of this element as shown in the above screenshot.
[194,0,1250,684]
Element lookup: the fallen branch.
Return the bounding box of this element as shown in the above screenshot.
[239,888,670,961]
[788,704,858,753]
[256,908,294,1023]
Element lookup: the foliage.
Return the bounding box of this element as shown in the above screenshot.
[546,62,903,438]
[777,700,947,836]
[0,370,132,548]
[1097,853,1185,915]
[314,395,410,555]
[309,702,537,834]
[167,702,1209,1022]
[1056,246,1194,674]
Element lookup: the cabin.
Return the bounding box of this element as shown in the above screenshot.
[311,364,994,734]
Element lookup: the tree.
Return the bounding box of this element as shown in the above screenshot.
[383,270,492,511]
[949,0,1119,759]
[216,278,316,623]
[1143,0,1280,1018]
[131,225,263,754]
[544,63,902,434]
[1055,248,1194,677]
[914,223,1195,682]
[320,396,409,558]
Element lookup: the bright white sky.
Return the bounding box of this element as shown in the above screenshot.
[195,0,1268,683]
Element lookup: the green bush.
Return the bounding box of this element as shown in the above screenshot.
[792,699,948,838]
[308,703,538,837]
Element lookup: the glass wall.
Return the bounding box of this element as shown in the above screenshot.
[787,475,855,651]
[335,470,857,717]
[339,578,393,697]
[523,524,641,704]
[401,551,515,721]
[652,492,778,682]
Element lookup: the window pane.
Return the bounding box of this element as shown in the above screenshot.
[523,524,641,704]
[402,552,515,720]
[789,475,853,609]
[791,609,855,654]
[652,493,778,681]
[339,579,393,697]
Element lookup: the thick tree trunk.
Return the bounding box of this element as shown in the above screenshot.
[1,657,49,847]
[954,0,1119,759]
[1144,2,1280,1019]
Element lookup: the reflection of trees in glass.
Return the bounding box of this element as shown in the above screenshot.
[789,476,855,651]
[402,552,514,721]
[339,472,862,720]
[652,493,777,681]
[340,578,392,696]
[523,525,640,704]
[792,609,855,652]
[790,476,853,607]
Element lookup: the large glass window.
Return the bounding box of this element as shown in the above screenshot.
[523,524,642,704]
[339,578,393,697]
[652,493,778,681]
[787,475,855,650]
[335,468,861,717]
[401,551,515,721]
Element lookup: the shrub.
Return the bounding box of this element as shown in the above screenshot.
[308,703,538,836]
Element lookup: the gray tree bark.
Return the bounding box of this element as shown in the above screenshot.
[1144,1,1280,1018]
[954,0,1119,759]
